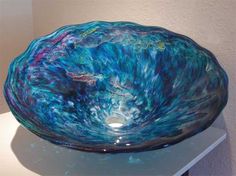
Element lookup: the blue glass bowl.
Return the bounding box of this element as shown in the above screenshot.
[4,21,228,153]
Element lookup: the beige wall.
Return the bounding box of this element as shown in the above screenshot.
[0,0,236,175]
[0,0,34,112]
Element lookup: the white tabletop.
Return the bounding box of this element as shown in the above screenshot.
[0,112,226,176]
